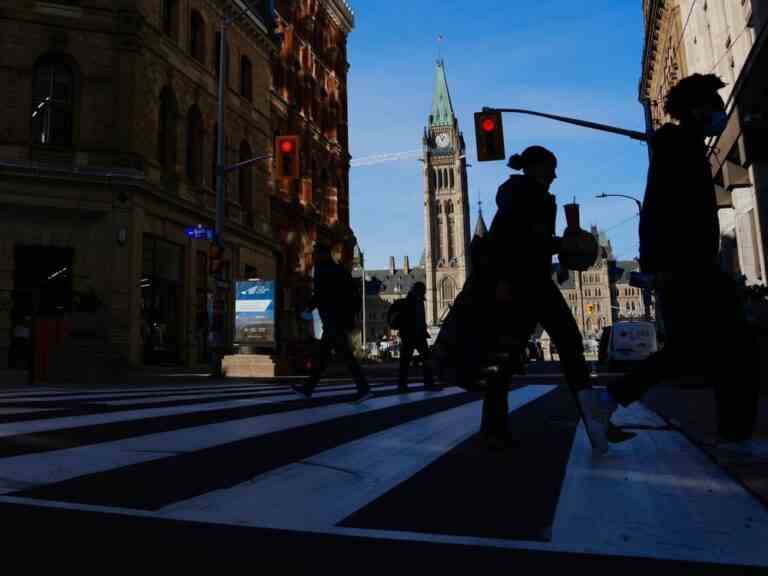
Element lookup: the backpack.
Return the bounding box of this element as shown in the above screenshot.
[387,298,408,330]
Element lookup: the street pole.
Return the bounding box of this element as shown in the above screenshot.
[360,253,367,354]
[210,3,271,377]
[595,193,652,322]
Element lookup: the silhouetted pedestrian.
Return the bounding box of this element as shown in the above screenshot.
[292,242,372,403]
[478,146,632,453]
[602,74,760,455]
[393,281,441,393]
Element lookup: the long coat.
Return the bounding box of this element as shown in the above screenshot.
[639,123,720,274]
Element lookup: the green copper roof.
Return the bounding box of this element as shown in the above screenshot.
[430,59,455,126]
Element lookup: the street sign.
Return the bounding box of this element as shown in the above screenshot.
[185,225,215,240]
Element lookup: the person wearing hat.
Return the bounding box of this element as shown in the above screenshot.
[394,281,441,393]
[479,145,633,453]
[292,241,372,403]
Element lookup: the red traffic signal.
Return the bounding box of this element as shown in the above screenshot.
[474,110,505,162]
[275,135,300,179]
[480,117,497,132]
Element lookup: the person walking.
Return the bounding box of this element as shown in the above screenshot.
[394,281,441,393]
[292,242,372,403]
[478,145,633,453]
[601,74,760,455]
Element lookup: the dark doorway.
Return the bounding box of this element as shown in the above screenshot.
[141,235,185,365]
[10,245,74,369]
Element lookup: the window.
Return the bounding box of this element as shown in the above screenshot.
[162,0,178,39]
[240,55,252,100]
[32,56,75,146]
[446,202,455,260]
[190,10,206,64]
[441,277,456,306]
[185,105,203,184]
[449,169,455,188]
[157,86,177,168]
[435,203,444,262]
[239,140,253,214]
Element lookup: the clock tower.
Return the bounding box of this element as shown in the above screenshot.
[422,59,471,326]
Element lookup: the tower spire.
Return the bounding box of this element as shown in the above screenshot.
[474,199,488,238]
[430,59,455,127]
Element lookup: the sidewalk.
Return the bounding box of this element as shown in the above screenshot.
[641,385,768,508]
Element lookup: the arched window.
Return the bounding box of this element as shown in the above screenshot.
[162,0,178,39]
[437,169,443,189]
[190,10,206,64]
[446,202,455,260]
[449,169,455,188]
[240,55,252,100]
[185,105,203,184]
[239,140,252,214]
[157,86,177,168]
[443,169,449,189]
[586,318,592,333]
[430,168,436,190]
[441,276,456,306]
[435,203,443,262]
[598,317,604,329]
[32,55,76,146]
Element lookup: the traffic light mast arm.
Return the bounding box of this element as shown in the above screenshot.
[483,107,649,142]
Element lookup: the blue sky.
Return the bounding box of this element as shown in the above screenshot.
[346,1,650,270]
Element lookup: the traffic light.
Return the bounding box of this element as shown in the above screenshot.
[474,109,505,161]
[275,135,300,179]
[209,243,225,279]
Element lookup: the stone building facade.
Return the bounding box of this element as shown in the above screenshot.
[0,0,281,374]
[641,0,768,287]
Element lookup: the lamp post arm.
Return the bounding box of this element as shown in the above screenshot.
[484,107,648,142]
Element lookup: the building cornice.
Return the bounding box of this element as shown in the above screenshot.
[323,0,355,33]
[639,0,665,101]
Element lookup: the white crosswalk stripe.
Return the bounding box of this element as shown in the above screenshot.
[0,382,765,567]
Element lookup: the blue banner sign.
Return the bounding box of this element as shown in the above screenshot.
[185,225,214,240]
[234,280,275,346]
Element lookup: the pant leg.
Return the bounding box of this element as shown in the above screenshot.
[307,332,334,393]
[710,271,760,441]
[415,340,434,387]
[334,331,369,392]
[481,370,510,437]
[399,339,415,387]
[537,280,591,395]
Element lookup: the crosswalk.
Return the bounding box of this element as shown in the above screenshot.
[0,380,766,567]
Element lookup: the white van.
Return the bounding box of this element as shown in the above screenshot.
[599,320,658,367]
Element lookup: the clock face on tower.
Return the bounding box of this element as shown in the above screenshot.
[435,133,450,148]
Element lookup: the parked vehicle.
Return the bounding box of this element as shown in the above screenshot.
[599,321,658,367]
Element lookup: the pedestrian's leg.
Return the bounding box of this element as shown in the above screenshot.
[417,340,437,389]
[336,332,370,394]
[711,272,760,442]
[480,369,511,448]
[538,281,617,452]
[306,333,333,395]
[398,340,414,391]
[606,280,689,406]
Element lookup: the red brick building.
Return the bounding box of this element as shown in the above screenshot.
[269,0,356,370]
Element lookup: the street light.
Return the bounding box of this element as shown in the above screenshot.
[595,193,652,322]
[595,193,642,215]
